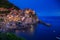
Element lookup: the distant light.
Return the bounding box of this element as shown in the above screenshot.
[56,37,60,39]
[53,30,56,32]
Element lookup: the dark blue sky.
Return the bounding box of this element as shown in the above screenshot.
[8,0,60,16]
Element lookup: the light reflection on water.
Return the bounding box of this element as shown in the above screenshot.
[14,16,60,40]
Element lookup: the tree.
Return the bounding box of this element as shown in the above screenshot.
[0,32,25,40]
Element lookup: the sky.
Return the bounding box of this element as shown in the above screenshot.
[8,0,60,16]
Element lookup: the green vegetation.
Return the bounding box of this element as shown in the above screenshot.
[0,0,13,8]
[0,0,19,9]
[0,0,19,14]
[0,18,4,22]
[0,32,25,40]
[0,0,14,8]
